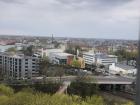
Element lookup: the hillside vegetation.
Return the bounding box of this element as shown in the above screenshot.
[0,84,133,105]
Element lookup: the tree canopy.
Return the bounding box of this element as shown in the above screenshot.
[6,47,17,53]
[0,84,133,105]
[71,59,81,68]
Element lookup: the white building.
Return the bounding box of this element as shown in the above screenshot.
[83,52,96,65]
[83,52,117,66]
[108,55,118,63]
[0,52,40,79]
[15,43,23,50]
[96,54,118,65]
[43,49,63,57]
[0,45,15,52]
[109,63,137,76]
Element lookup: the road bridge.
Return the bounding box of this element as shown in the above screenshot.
[92,76,135,84]
[44,76,135,85]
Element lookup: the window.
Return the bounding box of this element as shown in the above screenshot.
[32,66,35,68]
[32,69,35,71]
[25,62,28,64]
[32,59,36,61]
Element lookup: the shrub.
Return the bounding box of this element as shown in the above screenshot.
[0,84,14,96]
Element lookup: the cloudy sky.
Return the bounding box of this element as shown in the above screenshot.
[0,0,139,40]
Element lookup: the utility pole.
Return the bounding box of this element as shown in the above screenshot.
[135,19,140,105]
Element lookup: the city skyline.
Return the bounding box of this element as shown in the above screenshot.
[0,0,139,40]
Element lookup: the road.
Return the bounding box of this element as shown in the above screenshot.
[43,76,135,85]
[4,75,135,85]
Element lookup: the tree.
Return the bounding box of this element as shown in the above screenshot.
[54,65,65,82]
[99,64,105,69]
[114,49,138,62]
[53,41,60,48]
[67,82,98,98]
[71,59,81,68]
[0,84,14,96]
[6,47,17,53]
[65,43,81,55]
[0,84,133,105]
[22,45,34,56]
[65,47,75,55]
[39,57,50,76]
[76,75,93,83]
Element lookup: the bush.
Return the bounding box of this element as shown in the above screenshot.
[0,84,133,105]
[10,83,61,94]
[0,84,14,96]
[67,82,98,98]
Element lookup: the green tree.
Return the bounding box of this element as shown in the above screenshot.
[67,82,98,98]
[71,59,81,68]
[0,84,14,96]
[114,49,138,62]
[54,65,65,82]
[0,84,133,105]
[99,64,105,69]
[122,102,134,105]
[6,47,17,52]
[86,95,105,105]
[22,45,34,56]
[39,57,51,76]
[76,75,94,83]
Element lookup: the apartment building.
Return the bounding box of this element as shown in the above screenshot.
[0,52,40,79]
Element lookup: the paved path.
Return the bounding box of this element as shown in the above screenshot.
[56,81,71,94]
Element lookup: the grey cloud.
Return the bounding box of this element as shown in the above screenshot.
[0,0,25,4]
[0,0,138,40]
[55,0,133,9]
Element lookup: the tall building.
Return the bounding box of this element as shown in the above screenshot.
[0,52,40,79]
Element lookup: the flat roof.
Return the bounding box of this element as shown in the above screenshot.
[83,52,95,56]
[116,64,136,70]
[44,49,63,52]
[54,52,73,57]
[0,52,40,59]
[83,52,118,60]
[108,55,118,57]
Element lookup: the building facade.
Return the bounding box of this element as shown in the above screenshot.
[49,52,74,65]
[83,52,117,66]
[83,52,96,65]
[109,63,137,76]
[0,52,40,79]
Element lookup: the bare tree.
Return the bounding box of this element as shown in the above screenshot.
[55,65,65,82]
